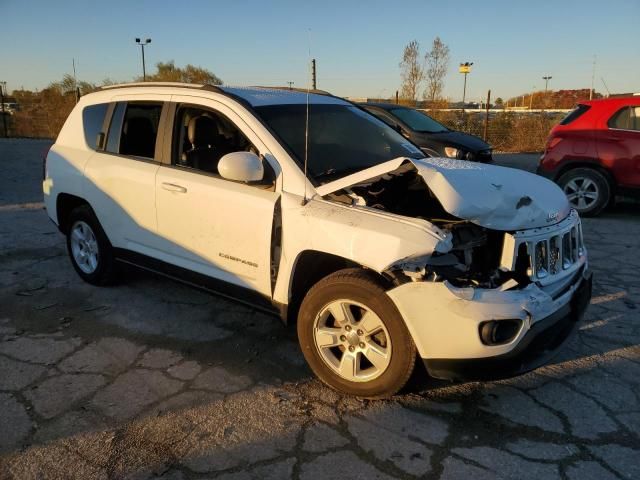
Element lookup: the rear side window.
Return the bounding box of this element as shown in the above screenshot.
[82,103,109,150]
[106,102,162,159]
[559,104,590,125]
[608,106,640,131]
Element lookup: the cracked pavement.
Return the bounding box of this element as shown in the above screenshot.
[0,139,639,479]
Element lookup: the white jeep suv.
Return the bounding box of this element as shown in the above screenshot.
[43,83,592,397]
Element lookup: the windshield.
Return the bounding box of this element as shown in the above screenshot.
[390,108,449,133]
[254,104,424,183]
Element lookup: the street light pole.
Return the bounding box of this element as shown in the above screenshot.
[459,62,473,112]
[135,38,152,81]
[542,76,552,93]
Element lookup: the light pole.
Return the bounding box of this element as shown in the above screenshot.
[542,76,552,110]
[135,38,152,81]
[459,62,473,111]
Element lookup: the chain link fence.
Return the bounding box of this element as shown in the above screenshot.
[426,110,565,153]
[1,94,565,153]
[0,93,76,139]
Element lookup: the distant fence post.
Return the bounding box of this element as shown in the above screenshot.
[483,89,491,142]
[0,83,7,138]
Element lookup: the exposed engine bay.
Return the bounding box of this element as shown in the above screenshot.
[326,168,531,289]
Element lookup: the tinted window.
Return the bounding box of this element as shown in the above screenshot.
[389,108,449,133]
[82,103,108,149]
[608,106,640,131]
[173,105,256,174]
[364,107,398,128]
[106,102,162,159]
[255,104,423,183]
[560,104,590,125]
[633,107,640,131]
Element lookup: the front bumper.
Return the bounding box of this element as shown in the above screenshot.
[424,271,591,381]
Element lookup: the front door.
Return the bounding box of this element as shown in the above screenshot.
[154,98,280,297]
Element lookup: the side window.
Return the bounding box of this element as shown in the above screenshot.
[172,105,258,175]
[366,108,398,128]
[632,106,640,131]
[82,103,109,150]
[106,102,162,159]
[608,107,632,130]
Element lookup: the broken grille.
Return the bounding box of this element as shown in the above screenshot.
[530,226,584,279]
[502,210,585,283]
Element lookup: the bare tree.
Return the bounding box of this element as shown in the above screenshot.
[423,37,450,102]
[399,40,423,104]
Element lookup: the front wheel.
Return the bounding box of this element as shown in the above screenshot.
[558,167,611,216]
[297,269,416,398]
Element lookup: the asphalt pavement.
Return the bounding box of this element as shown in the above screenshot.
[0,139,638,479]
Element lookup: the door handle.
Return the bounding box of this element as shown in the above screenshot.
[161,182,187,193]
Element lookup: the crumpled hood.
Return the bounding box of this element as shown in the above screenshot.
[315,157,571,231]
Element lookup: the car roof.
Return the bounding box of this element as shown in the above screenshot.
[580,96,640,108]
[99,82,350,107]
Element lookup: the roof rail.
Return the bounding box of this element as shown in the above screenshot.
[248,85,333,96]
[99,82,223,93]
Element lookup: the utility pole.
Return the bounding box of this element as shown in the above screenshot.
[483,90,491,142]
[311,59,317,90]
[0,81,7,138]
[72,58,79,103]
[590,55,596,100]
[286,81,294,90]
[135,38,152,81]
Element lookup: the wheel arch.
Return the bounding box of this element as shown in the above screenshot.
[56,193,91,234]
[554,160,616,192]
[283,250,391,324]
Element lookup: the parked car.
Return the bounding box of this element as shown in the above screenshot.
[43,83,591,397]
[359,102,493,162]
[538,96,640,216]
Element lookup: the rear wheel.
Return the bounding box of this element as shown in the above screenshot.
[66,205,118,285]
[297,269,416,398]
[558,167,610,216]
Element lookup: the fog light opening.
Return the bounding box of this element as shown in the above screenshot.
[479,319,522,346]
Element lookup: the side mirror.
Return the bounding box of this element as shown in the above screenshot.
[218,151,264,182]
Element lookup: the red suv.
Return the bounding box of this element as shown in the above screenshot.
[538,96,640,216]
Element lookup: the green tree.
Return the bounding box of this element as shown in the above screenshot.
[141,61,223,85]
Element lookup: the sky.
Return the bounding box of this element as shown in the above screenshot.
[1,0,638,101]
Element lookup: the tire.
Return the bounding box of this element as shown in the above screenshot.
[558,167,611,217]
[65,205,119,286]
[297,268,416,398]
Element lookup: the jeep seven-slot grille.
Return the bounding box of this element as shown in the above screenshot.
[509,212,585,282]
[530,226,583,279]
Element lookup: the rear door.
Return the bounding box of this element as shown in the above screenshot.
[83,96,169,254]
[599,105,640,187]
[154,96,280,297]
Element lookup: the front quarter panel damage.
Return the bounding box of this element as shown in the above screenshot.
[386,278,583,360]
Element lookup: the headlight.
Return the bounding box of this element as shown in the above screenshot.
[444,147,459,158]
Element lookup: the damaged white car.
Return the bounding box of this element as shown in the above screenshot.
[43,83,592,397]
